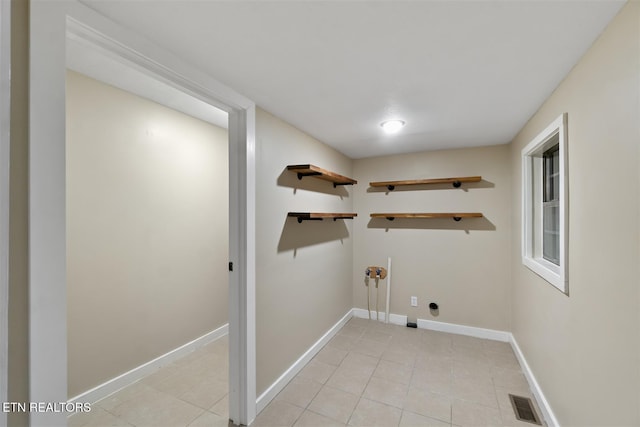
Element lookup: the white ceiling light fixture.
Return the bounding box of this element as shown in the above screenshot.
[380,120,405,134]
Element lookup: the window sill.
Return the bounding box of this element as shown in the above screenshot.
[522,256,567,293]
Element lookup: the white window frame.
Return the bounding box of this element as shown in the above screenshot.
[521,113,569,294]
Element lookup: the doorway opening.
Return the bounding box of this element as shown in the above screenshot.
[65,50,232,422]
[29,3,256,425]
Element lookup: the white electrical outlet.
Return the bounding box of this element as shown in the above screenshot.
[410,296,418,307]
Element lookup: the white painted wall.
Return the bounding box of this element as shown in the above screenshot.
[509,2,640,424]
[352,145,511,331]
[66,71,229,398]
[255,109,354,396]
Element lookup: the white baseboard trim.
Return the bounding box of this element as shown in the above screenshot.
[351,308,407,326]
[416,318,511,342]
[68,323,229,405]
[256,309,353,414]
[509,334,559,427]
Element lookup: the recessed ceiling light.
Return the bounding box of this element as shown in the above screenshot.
[380,120,405,134]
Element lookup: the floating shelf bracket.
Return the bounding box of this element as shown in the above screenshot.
[296,171,322,181]
[298,217,320,223]
[288,212,358,223]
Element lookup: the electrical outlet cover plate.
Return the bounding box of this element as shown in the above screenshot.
[410,296,418,307]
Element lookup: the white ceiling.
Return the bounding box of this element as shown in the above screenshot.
[80,0,625,159]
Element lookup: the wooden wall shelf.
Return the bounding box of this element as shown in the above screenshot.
[287,164,357,188]
[288,212,358,223]
[370,176,481,190]
[370,212,483,222]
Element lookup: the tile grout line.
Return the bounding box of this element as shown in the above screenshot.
[93,346,229,427]
[281,322,365,426]
[345,328,383,427]
[291,373,324,426]
[344,324,370,427]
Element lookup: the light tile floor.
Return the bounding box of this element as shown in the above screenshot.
[68,335,230,427]
[69,318,544,427]
[255,318,544,427]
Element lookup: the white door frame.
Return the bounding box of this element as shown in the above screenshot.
[29,2,256,426]
[0,1,12,426]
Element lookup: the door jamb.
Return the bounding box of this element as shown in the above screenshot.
[0,0,12,425]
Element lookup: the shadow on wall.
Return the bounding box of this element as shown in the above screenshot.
[366,179,495,194]
[367,216,496,232]
[278,216,350,253]
[277,168,350,198]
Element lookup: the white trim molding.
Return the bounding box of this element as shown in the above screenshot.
[256,310,353,414]
[67,324,229,407]
[0,0,11,425]
[29,3,69,424]
[509,335,559,427]
[352,308,407,326]
[521,113,569,294]
[228,104,257,425]
[417,318,511,342]
[352,309,512,342]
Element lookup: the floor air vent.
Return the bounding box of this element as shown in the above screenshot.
[508,394,542,425]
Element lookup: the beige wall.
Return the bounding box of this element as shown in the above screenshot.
[255,108,354,395]
[66,71,229,398]
[7,0,29,425]
[353,145,511,330]
[509,2,639,425]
